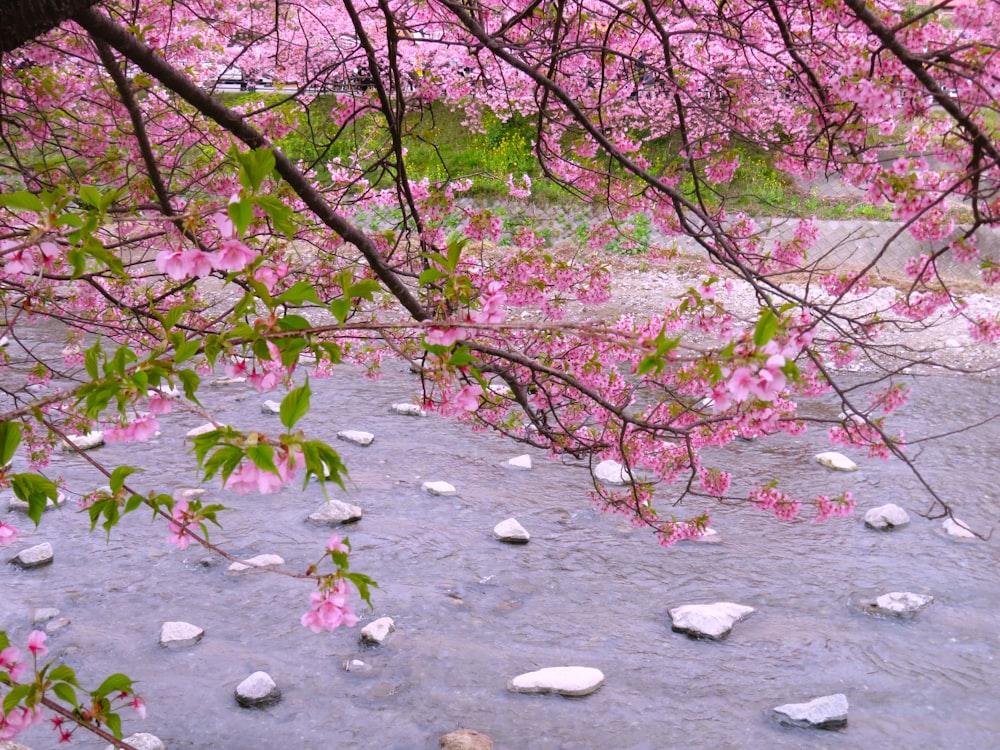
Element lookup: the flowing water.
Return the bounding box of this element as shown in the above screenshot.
[2,335,999,750]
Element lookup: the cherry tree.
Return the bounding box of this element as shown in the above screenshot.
[1,0,998,743]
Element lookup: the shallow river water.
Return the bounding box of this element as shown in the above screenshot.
[3,353,999,750]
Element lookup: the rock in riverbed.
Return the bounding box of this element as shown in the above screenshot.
[864,503,910,530]
[493,518,530,543]
[772,693,848,729]
[235,671,281,707]
[668,602,755,640]
[507,666,605,696]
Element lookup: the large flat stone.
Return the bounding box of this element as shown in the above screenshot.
[508,666,604,696]
[669,602,755,640]
[773,693,848,729]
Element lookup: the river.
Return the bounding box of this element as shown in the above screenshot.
[3,354,999,749]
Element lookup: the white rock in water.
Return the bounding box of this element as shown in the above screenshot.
[149,385,182,399]
[668,602,755,640]
[864,503,910,530]
[227,554,285,573]
[440,729,494,750]
[865,591,934,618]
[7,492,66,513]
[773,694,848,729]
[493,518,530,544]
[159,621,204,648]
[0,336,9,347]
[507,666,605,696]
[185,423,218,439]
[814,451,857,471]
[360,616,395,645]
[594,460,632,485]
[684,527,721,544]
[943,518,976,540]
[104,733,166,750]
[212,376,246,385]
[60,431,104,452]
[235,671,281,707]
[307,500,363,525]
[390,403,426,417]
[507,454,532,470]
[260,400,281,414]
[337,430,375,447]
[12,542,54,569]
[423,481,456,496]
[32,607,60,624]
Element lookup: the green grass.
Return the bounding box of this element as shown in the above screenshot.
[260,96,891,221]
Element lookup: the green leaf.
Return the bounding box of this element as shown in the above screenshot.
[753,308,778,347]
[202,444,244,482]
[49,664,79,685]
[177,369,201,405]
[10,473,58,526]
[345,571,378,608]
[276,281,320,305]
[51,681,78,707]
[235,148,276,193]
[252,195,296,238]
[246,443,278,474]
[163,304,191,332]
[109,466,140,493]
[106,712,122,739]
[280,381,311,430]
[84,341,102,380]
[3,683,31,714]
[0,422,22,466]
[0,190,45,213]
[329,298,351,324]
[347,279,381,300]
[124,494,144,514]
[94,673,133,697]
[418,268,447,286]
[173,338,201,364]
[275,314,312,331]
[228,200,255,237]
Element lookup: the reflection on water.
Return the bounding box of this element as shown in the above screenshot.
[2,346,999,749]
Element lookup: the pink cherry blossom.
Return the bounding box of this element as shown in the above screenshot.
[225,460,284,494]
[0,521,18,546]
[452,384,483,412]
[166,498,194,549]
[0,646,25,682]
[104,414,159,443]
[326,534,348,553]
[147,394,173,415]
[300,579,358,633]
[212,239,257,272]
[26,631,47,658]
[425,327,461,346]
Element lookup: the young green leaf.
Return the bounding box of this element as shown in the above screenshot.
[280,381,311,430]
[0,421,22,466]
